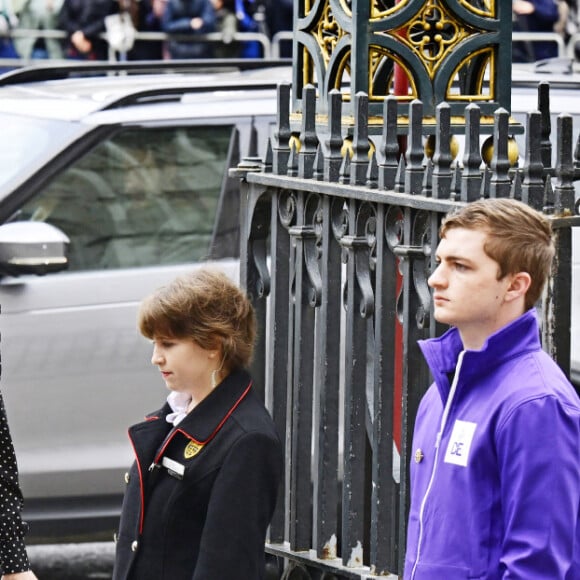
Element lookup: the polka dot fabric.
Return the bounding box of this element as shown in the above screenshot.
[0,369,31,574]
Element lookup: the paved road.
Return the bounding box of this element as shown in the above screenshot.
[28,542,115,580]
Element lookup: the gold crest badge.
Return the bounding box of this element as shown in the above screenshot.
[184,440,204,459]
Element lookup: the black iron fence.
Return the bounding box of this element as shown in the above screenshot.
[234,81,578,578]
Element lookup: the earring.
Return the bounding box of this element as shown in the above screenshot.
[210,353,226,389]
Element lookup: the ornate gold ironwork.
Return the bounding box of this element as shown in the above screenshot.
[446,48,495,102]
[314,3,347,65]
[456,0,494,18]
[368,47,418,101]
[397,0,477,79]
[293,0,511,121]
[370,0,409,19]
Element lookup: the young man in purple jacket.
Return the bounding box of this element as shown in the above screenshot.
[404,198,580,579]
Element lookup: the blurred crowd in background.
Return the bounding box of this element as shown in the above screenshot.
[512,0,576,62]
[0,0,293,62]
[2,1,580,66]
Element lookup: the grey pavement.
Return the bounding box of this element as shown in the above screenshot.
[28,542,115,580]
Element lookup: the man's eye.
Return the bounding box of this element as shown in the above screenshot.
[455,263,467,272]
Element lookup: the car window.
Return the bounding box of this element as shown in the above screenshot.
[15,125,236,271]
[0,113,80,189]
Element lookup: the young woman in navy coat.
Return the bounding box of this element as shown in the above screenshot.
[113,269,283,580]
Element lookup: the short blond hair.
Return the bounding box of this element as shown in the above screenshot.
[440,198,555,310]
[138,269,256,370]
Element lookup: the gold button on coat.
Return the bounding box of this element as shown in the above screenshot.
[131,540,138,552]
[414,448,424,463]
[124,472,130,484]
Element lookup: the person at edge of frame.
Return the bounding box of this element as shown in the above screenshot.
[0,390,38,580]
[404,198,580,579]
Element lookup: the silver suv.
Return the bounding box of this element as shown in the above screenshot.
[0,60,290,539]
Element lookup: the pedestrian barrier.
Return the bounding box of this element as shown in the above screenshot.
[567,31,580,60]
[512,31,566,59]
[0,28,578,68]
[0,28,273,66]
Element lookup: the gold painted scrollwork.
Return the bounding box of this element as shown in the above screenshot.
[457,0,495,18]
[297,0,505,114]
[368,47,418,101]
[370,0,409,19]
[314,2,347,65]
[446,48,495,102]
[403,0,475,78]
[339,0,352,17]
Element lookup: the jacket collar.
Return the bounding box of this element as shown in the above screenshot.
[418,309,542,403]
[165,368,252,444]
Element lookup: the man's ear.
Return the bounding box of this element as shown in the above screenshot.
[504,271,532,303]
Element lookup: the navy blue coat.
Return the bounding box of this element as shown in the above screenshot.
[113,369,283,580]
[162,0,216,59]
[512,0,561,62]
[58,0,114,59]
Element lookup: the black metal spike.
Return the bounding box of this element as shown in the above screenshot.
[273,82,291,175]
[404,100,424,195]
[521,110,545,210]
[378,96,399,190]
[489,108,511,198]
[325,89,344,183]
[432,102,452,199]
[366,150,378,189]
[351,92,369,186]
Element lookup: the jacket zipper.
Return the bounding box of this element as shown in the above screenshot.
[410,350,465,580]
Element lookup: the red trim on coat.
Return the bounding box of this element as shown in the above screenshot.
[128,429,147,534]
[128,382,252,535]
[153,381,253,464]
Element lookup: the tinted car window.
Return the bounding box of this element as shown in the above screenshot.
[15,124,236,271]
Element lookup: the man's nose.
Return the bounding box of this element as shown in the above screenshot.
[428,263,445,288]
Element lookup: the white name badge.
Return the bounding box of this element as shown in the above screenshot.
[444,419,477,467]
[162,456,185,479]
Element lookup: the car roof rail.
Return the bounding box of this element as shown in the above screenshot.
[100,80,283,110]
[0,58,292,87]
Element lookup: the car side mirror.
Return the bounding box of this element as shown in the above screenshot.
[0,222,69,276]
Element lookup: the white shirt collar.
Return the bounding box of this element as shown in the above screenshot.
[165,391,192,426]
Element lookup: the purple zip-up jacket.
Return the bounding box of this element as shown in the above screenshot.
[404,309,580,579]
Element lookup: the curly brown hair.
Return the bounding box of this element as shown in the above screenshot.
[138,269,256,371]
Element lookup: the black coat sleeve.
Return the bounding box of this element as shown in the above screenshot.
[0,392,30,575]
[81,0,115,40]
[58,0,114,38]
[192,430,283,580]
